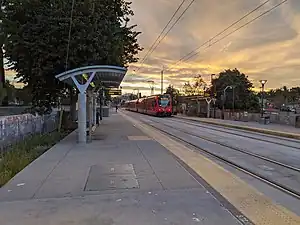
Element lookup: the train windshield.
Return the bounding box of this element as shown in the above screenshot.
[158,97,170,107]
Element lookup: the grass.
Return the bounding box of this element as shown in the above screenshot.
[0,130,70,187]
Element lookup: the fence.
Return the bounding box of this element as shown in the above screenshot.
[0,113,59,151]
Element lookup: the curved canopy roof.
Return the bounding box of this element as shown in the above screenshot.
[55,65,127,89]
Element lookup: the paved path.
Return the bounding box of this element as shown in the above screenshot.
[0,111,241,225]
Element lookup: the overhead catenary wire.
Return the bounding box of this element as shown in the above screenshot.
[179,0,288,64]
[172,0,288,66]
[172,0,271,66]
[137,0,196,72]
[136,0,187,71]
[64,0,76,72]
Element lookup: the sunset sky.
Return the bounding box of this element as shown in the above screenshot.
[122,0,300,95]
[4,0,300,96]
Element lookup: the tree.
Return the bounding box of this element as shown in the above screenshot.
[182,82,194,96]
[192,74,207,95]
[0,2,6,88]
[3,0,142,114]
[15,85,33,105]
[0,1,8,105]
[212,68,259,111]
[166,84,180,106]
[182,75,207,96]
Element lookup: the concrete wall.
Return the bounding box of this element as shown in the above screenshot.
[0,106,29,116]
[179,102,300,127]
[214,110,299,127]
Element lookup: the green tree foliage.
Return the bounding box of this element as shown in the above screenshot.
[182,75,207,96]
[0,3,6,88]
[1,1,9,105]
[192,74,207,95]
[165,84,180,106]
[182,82,194,96]
[212,68,259,111]
[3,0,142,113]
[15,85,33,105]
[265,86,300,109]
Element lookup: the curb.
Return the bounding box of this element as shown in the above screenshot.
[176,116,300,140]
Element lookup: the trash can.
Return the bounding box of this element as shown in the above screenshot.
[264,116,270,124]
[102,106,109,117]
[242,111,248,122]
[295,116,300,128]
[259,116,270,125]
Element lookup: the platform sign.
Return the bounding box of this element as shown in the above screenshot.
[108,89,122,95]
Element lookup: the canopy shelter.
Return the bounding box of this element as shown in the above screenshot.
[55,65,127,143]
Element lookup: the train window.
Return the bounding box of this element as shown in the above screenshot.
[158,97,169,107]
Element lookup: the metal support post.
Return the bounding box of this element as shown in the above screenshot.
[206,98,212,118]
[71,72,96,144]
[78,92,87,143]
[93,94,97,125]
[261,84,265,117]
[161,69,164,94]
[88,91,93,142]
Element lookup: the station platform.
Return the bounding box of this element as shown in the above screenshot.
[175,114,300,139]
[0,111,243,225]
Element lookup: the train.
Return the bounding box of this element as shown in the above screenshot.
[123,94,173,117]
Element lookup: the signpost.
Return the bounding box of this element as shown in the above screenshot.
[108,89,122,96]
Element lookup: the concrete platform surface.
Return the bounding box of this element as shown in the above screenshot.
[0,111,241,225]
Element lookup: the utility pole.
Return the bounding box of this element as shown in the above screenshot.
[161,67,164,94]
[211,74,216,118]
[259,80,267,118]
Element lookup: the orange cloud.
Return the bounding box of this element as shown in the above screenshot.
[125,0,300,94]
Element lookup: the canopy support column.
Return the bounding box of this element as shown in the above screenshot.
[71,72,96,143]
[78,92,87,143]
[93,94,97,125]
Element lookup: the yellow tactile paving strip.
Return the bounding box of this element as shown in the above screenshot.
[127,136,151,140]
[120,112,300,225]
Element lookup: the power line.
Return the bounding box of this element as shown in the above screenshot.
[137,0,196,72]
[171,0,272,68]
[64,0,76,72]
[145,0,196,62]
[137,0,187,71]
[179,0,288,64]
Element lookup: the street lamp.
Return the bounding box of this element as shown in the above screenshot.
[259,80,267,117]
[133,88,140,99]
[222,85,235,119]
[147,80,155,95]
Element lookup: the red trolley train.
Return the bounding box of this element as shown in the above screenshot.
[124,94,172,117]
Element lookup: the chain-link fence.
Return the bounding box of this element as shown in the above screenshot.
[0,113,59,151]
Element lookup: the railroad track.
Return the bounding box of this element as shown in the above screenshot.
[140,116,300,200]
[167,117,300,150]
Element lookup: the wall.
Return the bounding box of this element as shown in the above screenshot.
[179,102,299,127]
[0,113,58,150]
[214,110,299,127]
[0,106,29,116]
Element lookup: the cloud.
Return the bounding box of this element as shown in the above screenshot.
[127,0,300,93]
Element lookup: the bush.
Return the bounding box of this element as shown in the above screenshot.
[0,131,69,187]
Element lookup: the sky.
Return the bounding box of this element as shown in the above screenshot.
[121,0,300,96]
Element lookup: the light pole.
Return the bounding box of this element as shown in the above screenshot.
[260,80,267,117]
[222,85,233,119]
[133,88,140,99]
[161,68,164,94]
[210,74,216,118]
[147,80,154,95]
